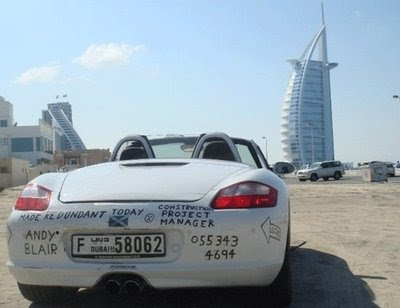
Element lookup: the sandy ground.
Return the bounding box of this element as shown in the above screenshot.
[0,180,399,307]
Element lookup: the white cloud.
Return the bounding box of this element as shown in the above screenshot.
[15,64,60,85]
[73,43,145,69]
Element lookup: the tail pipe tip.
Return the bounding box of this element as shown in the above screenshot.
[123,280,143,295]
[105,279,122,295]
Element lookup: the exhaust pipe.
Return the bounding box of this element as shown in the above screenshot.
[123,280,142,295]
[105,279,121,295]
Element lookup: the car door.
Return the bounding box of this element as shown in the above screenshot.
[319,162,329,177]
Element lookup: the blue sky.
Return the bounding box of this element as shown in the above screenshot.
[1,0,399,163]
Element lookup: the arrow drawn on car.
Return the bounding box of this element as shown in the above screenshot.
[261,217,281,244]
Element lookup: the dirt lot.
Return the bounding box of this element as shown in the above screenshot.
[0,181,399,307]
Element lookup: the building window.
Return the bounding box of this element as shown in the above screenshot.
[44,137,53,154]
[37,158,50,165]
[0,167,8,173]
[0,120,7,127]
[36,137,43,152]
[11,138,34,152]
[65,157,79,165]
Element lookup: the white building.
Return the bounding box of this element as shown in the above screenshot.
[281,7,337,168]
[0,97,54,165]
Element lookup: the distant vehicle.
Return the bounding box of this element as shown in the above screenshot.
[296,160,345,182]
[359,161,388,182]
[360,161,395,177]
[386,163,395,177]
[6,132,291,306]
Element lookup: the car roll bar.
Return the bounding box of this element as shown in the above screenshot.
[191,132,242,164]
[109,135,155,162]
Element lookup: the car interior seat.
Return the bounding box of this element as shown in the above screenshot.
[202,141,236,162]
[119,146,148,160]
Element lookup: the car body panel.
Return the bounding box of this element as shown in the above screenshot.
[7,133,290,293]
[59,159,247,203]
[7,168,288,288]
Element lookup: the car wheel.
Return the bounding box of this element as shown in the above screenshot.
[333,171,342,180]
[18,283,78,304]
[310,173,318,181]
[323,177,329,181]
[298,179,306,182]
[268,234,292,306]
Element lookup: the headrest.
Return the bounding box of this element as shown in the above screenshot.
[202,141,235,161]
[119,147,148,160]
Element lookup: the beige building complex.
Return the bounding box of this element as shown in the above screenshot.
[54,149,110,171]
[0,96,109,189]
[0,157,29,188]
[0,96,54,165]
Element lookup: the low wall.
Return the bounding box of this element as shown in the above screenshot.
[0,174,12,189]
[28,164,58,181]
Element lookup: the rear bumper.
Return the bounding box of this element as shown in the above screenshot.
[7,260,282,289]
[7,192,289,290]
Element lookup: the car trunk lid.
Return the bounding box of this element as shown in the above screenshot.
[59,159,246,203]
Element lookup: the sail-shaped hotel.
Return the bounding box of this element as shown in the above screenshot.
[281,7,337,167]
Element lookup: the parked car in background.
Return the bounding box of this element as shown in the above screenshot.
[386,162,395,177]
[296,160,345,182]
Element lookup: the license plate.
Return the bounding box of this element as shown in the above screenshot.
[71,234,165,259]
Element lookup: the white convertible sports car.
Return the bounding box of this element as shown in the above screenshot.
[6,132,291,306]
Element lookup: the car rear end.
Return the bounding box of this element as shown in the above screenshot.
[7,159,289,293]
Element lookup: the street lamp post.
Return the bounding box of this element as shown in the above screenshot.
[393,95,400,117]
[393,95,400,169]
[262,136,268,161]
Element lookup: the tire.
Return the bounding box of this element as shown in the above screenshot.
[333,171,342,180]
[310,173,318,182]
[298,179,306,182]
[268,235,292,306]
[323,177,329,181]
[18,283,78,304]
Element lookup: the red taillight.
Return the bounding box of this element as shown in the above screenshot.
[15,184,52,211]
[211,181,277,209]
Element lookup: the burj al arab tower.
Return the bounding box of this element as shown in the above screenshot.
[281,6,337,167]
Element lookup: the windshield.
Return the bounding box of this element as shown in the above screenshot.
[149,136,198,158]
[309,163,320,169]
